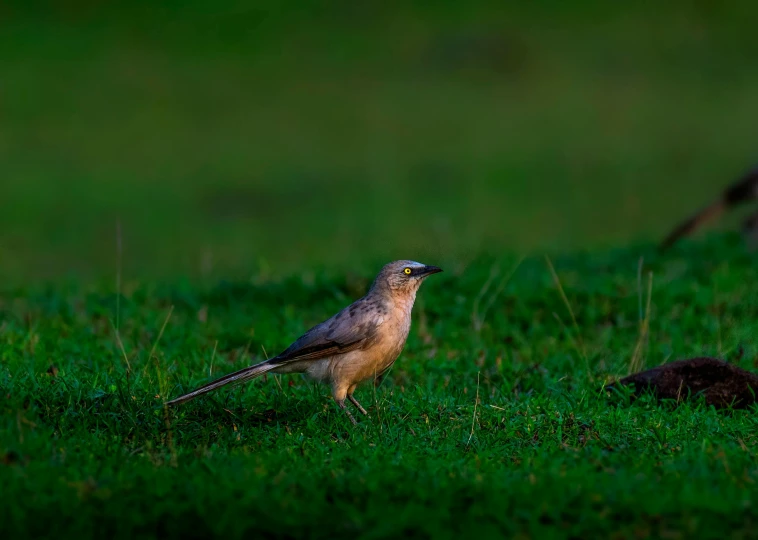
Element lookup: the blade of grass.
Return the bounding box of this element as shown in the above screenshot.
[629,271,654,374]
[545,256,589,372]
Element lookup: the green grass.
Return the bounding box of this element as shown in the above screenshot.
[3,238,758,538]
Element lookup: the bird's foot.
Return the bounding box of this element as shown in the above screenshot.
[337,400,358,426]
[348,394,369,416]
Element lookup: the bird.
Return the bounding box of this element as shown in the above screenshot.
[660,165,758,250]
[166,260,443,425]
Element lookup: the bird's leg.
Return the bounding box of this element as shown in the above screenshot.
[348,394,369,416]
[337,400,358,426]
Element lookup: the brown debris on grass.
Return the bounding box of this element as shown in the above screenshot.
[606,357,758,409]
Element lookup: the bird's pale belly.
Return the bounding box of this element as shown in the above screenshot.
[334,329,409,389]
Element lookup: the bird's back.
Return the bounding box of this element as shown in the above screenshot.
[271,293,390,365]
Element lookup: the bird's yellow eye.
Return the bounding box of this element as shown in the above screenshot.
[404,267,412,275]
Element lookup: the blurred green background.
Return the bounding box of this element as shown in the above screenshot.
[2,1,757,283]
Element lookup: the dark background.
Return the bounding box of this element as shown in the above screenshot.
[2,1,756,282]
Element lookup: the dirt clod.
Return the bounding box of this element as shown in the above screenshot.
[606,357,758,409]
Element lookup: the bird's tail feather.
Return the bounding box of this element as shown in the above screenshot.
[165,360,278,406]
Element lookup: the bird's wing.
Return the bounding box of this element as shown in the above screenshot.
[270,299,386,365]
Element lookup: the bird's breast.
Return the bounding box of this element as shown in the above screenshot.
[373,305,413,368]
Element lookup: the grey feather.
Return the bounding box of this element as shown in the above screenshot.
[271,298,386,364]
[164,361,277,406]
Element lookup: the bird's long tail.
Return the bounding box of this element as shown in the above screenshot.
[660,200,726,251]
[165,360,278,406]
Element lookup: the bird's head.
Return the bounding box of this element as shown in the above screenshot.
[371,260,443,298]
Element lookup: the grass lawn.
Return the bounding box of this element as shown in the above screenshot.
[3,239,758,538]
[3,3,758,538]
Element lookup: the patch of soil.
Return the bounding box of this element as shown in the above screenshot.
[606,357,758,409]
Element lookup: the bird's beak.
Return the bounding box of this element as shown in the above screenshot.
[419,265,443,277]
